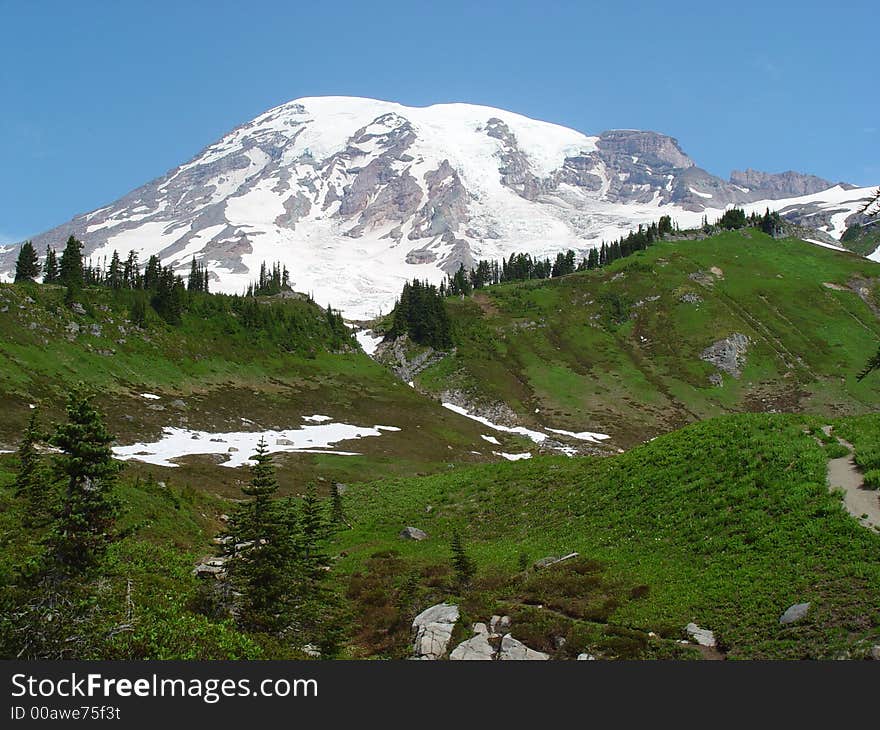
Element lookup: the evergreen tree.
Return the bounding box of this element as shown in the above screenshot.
[298,482,329,585]
[389,279,453,349]
[129,292,147,328]
[450,530,476,587]
[58,236,84,290]
[44,246,59,284]
[107,251,122,289]
[223,438,292,633]
[45,392,120,574]
[123,250,139,289]
[12,412,50,523]
[14,241,41,283]
[294,482,344,655]
[143,255,161,290]
[718,207,747,230]
[151,266,186,324]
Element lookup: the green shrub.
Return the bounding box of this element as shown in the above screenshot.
[862,469,880,490]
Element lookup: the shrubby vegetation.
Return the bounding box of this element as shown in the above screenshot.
[11,235,351,352]
[388,279,452,349]
[0,394,345,659]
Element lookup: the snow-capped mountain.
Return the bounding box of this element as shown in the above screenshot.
[2,96,875,318]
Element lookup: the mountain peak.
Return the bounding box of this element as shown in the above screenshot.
[1,96,873,317]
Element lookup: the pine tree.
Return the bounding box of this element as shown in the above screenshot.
[44,246,59,284]
[450,530,476,587]
[295,482,345,655]
[107,251,122,289]
[14,241,41,283]
[143,255,161,290]
[123,250,139,289]
[45,392,119,574]
[129,292,147,328]
[12,412,51,523]
[223,438,293,633]
[58,236,84,290]
[299,482,329,584]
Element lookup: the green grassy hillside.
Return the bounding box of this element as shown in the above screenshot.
[331,413,880,660]
[840,221,880,257]
[414,230,880,445]
[0,283,492,489]
[4,412,877,659]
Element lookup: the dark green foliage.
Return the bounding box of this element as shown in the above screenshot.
[246,261,290,296]
[551,250,576,277]
[222,439,293,634]
[718,207,747,230]
[597,290,630,326]
[450,530,476,587]
[218,451,344,652]
[759,208,784,237]
[129,291,147,328]
[292,482,346,656]
[106,251,122,290]
[123,250,141,289]
[44,391,120,574]
[187,258,209,293]
[12,412,51,523]
[150,266,186,325]
[43,246,59,284]
[447,217,676,296]
[58,236,84,290]
[14,241,41,283]
[857,344,880,381]
[861,469,880,490]
[823,442,850,459]
[389,279,453,349]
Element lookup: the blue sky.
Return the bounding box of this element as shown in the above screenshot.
[1,0,876,242]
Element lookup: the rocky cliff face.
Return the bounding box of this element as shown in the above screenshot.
[729,169,835,198]
[1,96,874,318]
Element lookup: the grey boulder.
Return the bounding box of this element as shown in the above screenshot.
[450,633,496,660]
[779,602,810,625]
[498,634,549,661]
[412,603,459,659]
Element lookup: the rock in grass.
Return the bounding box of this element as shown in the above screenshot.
[533,552,579,570]
[577,653,597,660]
[450,633,496,660]
[400,526,428,541]
[498,634,549,660]
[412,603,459,660]
[685,622,717,648]
[489,615,511,636]
[779,602,810,625]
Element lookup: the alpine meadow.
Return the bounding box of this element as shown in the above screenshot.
[2,85,879,663]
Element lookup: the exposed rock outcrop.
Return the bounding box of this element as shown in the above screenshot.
[701,333,750,379]
[498,634,550,661]
[412,603,459,660]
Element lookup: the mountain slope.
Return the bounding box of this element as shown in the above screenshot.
[333,413,880,659]
[1,96,874,318]
[0,283,497,490]
[403,230,880,445]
